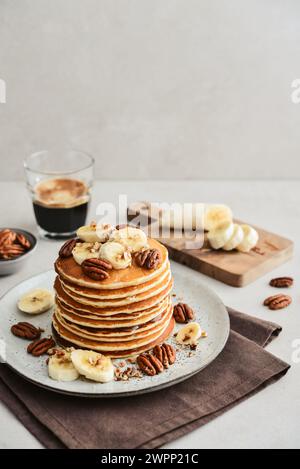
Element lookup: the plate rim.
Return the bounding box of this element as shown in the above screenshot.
[0,268,230,398]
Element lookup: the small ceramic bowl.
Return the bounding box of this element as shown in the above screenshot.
[0,228,37,276]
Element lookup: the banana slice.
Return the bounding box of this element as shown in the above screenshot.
[207,221,234,250]
[71,349,114,383]
[223,223,244,251]
[18,288,54,314]
[99,241,131,269]
[204,204,232,231]
[77,223,113,243]
[237,224,259,252]
[48,349,79,382]
[72,242,101,265]
[109,227,148,253]
[176,322,202,347]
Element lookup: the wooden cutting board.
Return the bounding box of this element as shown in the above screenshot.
[127,205,293,287]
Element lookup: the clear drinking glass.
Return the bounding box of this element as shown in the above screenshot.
[24,150,94,239]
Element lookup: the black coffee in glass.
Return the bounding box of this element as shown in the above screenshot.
[32,178,90,239]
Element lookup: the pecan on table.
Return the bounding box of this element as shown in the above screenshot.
[263,294,292,310]
[173,303,194,323]
[59,238,78,258]
[27,337,55,356]
[269,277,293,288]
[135,249,162,269]
[153,343,176,367]
[82,258,113,280]
[11,322,44,340]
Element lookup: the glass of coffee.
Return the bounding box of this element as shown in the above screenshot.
[24,150,94,239]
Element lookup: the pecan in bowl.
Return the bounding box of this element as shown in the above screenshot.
[0,228,37,275]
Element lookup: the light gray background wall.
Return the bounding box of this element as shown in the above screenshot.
[0,0,300,180]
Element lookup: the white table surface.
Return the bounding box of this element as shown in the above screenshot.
[0,180,299,449]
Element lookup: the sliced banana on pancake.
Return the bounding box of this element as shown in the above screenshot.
[71,349,114,382]
[18,288,54,314]
[99,241,132,269]
[48,348,79,382]
[109,227,148,253]
[77,223,113,243]
[72,242,101,265]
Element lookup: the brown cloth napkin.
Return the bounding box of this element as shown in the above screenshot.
[0,308,290,449]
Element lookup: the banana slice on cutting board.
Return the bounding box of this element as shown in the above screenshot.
[204,204,232,232]
[223,223,244,251]
[72,242,101,265]
[77,223,113,243]
[109,227,148,253]
[207,221,234,249]
[176,322,202,347]
[99,241,131,269]
[18,289,54,314]
[48,349,79,382]
[237,224,259,252]
[71,350,114,383]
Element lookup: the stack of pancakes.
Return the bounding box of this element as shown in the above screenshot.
[52,239,174,358]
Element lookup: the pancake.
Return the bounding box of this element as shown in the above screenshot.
[59,269,171,307]
[55,238,169,290]
[60,262,171,299]
[56,297,170,327]
[53,301,172,342]
[52,236,175,357]
[55,276,173,316]
[52,316,175,358]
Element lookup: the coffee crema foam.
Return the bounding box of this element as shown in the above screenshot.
[34,178,89,208]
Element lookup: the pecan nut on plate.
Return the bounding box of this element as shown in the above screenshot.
[173,302,194,323]
[27,337,55,356]
[11,322,44,340]
[153,343,176,367]
[82,258,113,280]
[137,343,176,376]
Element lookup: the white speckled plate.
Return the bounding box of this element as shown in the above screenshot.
[0,263,229,397]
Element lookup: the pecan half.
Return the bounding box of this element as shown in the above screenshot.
[136,354,157,376]
[269,277,293,288]
[0,229,16,247]
[153,343,176,367]
[0,244,25,259]
[135,249,162,269]
[173,303,194,323]
[11,322,44,340]
[82,258,113,280]
[27,337,55,356]
[59,238,78,258]
[263,294,292,310]
[16,233,31,249]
